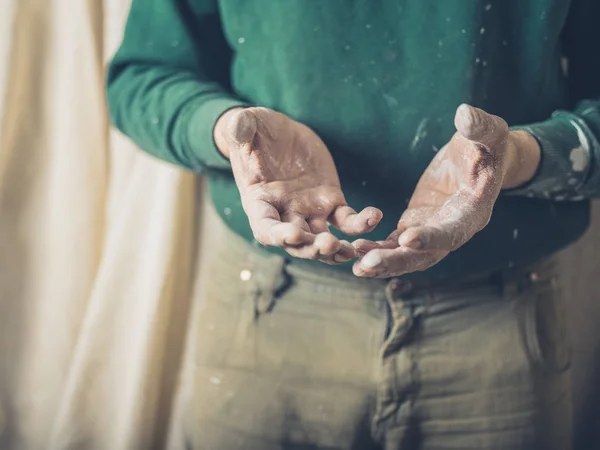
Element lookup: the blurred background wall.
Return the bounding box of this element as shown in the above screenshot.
[0,0,598,449]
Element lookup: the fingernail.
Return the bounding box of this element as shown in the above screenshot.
[353,266,365,277]
[361,252,382,268]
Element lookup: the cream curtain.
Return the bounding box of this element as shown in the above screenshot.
[0,0,215,448]
[0,0,598,449]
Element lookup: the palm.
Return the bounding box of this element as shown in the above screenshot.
[233,108,345,223]
[400,132,504,239]
[226,107,382,262]
[352,105,511,278]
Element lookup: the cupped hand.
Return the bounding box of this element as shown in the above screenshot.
[215,107,383,264]
[352,104,540,278]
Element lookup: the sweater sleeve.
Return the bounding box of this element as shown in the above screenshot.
[507,0,600,201]
[106,0,246,172]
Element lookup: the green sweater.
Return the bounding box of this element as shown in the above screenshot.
[108,0,600,281]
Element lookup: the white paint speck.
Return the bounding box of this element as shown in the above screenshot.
[366,23,371,29]
[569,120,590,172]
[475,57,481,64]
[432,145,439,152]
[240,269,252,281]
[485,4,492,11]
[568,177,579,186]
[383,94,399,108]
[482,60,488,67]
[530,272,539,282]
[513,229,519,239]
[555,195,566,201]
[344,44,351,51]
[526,192,535,198]
[150,117,159,125]
[171,40,179,47]
[237,37,245,44]
[438,40,443,47]
[461,29,466,34]
[410,118,429,151]
[224,207,232,216]
[480,27,486,34]
[209,376,222,385]
[361,180,367,187]
[570,147,588,172]
[446,17,451,23]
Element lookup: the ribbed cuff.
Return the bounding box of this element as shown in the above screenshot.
[180,95,248,172]
[507,112,593,201]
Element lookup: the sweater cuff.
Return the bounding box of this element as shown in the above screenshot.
[180,95,248,172]
[507,112,594,201]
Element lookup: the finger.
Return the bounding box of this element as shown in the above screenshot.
[333,240,357,263]
[328,205,383,235]
[308,218,330,234]
[319,240,357,265]
[314,232,342,257]
[398,225,453,251]
[285,244,321,260]
[244,199,311,247]
[254,219,313,247]
[284,232,341,260]
[227,109,271,186]
[353,247,443,279]
[228,108,258,148]
[353,227,402,255]
[454,104,508,149]
[398,192,493,252]
[352,239,383,256]
[281,211,311,232]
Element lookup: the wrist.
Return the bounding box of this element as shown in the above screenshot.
[502,130,541,189]
[214,107,245,159]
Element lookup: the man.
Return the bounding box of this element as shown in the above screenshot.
[107,1,600,448]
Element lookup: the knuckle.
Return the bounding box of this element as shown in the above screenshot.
[252,229,272,246]
[253,233,269,246]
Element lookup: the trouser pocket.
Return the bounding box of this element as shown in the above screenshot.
[515,264,571,374]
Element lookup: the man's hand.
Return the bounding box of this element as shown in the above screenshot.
[215,107,383,264]
[352,104,541,278]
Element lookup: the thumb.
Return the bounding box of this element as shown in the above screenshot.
[454,104,508,149]
[228,108,258,147]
